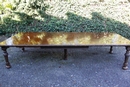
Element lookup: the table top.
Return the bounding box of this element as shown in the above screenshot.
[0,32,130,46]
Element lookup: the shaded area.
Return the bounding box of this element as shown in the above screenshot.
[0,47,129,87]
[0,4,130,39]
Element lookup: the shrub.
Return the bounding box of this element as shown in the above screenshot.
[0,0,130,39]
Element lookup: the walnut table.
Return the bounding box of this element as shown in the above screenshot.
[0,32,130,70]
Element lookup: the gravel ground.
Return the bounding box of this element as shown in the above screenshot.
[0,46,130,87]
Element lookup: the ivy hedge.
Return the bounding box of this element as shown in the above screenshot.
[0,0,130,39]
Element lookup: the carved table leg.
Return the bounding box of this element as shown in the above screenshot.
[109,46,113,54]
[1,46,11,69]
[63,49,67,60]
[122,46,130,70]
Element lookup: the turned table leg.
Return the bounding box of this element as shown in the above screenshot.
[63,49,67,60]
[122,46,130,70]
[22,47,25,52]
[109,46,113,54]
[1,46,11,69]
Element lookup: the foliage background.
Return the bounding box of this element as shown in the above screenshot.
[0,0,130,38]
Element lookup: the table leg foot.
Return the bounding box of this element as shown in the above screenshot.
[122,46,130,70]
[122,66,128,70]
[63,49,67,60]
[1,46,11,69]
[6,65,11,69]
[109,46,113,54]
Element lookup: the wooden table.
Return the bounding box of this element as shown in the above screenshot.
[0,32,130,70]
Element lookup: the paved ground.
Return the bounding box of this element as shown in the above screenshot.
[0,47,130,87]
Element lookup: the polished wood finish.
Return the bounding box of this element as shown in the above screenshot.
[0,32,130,69]
[0,32,130,46]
